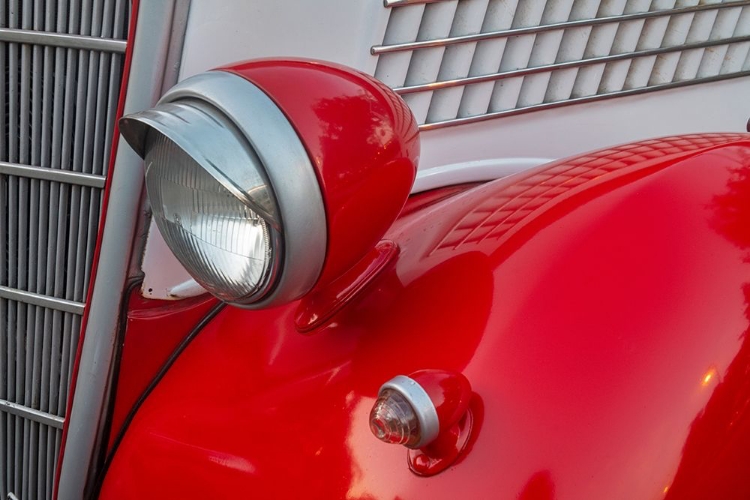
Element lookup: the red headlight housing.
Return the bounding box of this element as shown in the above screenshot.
[119,59,419,308]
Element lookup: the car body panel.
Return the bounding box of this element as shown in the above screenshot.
[100,134,750,499]
[106,292,218,450]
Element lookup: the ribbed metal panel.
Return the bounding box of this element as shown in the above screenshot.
[1,0,129,498]
[433,133,748,251]
[374,0,750,129]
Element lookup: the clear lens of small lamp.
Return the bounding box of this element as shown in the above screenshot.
[369,388,421,447]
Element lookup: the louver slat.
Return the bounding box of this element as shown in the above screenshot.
[375,0,750,130]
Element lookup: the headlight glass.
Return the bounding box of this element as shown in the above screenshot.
[118,71,328,308]
[144,131,278,303]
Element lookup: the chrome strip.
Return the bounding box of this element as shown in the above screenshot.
[419,71,750,131]
[396,35,750,95]
[0,161,107,188]
[412,158,553,194]
[0,28,127,53]
[57,1,190,497]
[0,286,85,315]
[0,399,65,430]
[371,0,750,54]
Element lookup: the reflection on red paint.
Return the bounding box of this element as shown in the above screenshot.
[108,292,218,448]
[101,135,750,499]
[663,151,750,500]
[224,59,419,287]
[701,367,717,388]
[518,471,556,500]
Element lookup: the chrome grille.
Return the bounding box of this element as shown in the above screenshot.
[0,0,129,498]
[374,0,750,130]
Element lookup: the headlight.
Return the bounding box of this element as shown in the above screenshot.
[120,71,327,308]
[120,60,420,312]
[145,130,276,303]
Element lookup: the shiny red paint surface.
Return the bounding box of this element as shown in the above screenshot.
[408,369,472,434]
[101,134,750,499]
[399,183,482,218]
[223,60,420,286]
[107,292,217,449]
[403,369,474,476]
[408,405,474,477]
[295,240,398,333]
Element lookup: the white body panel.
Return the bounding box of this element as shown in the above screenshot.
[140,0,750,300]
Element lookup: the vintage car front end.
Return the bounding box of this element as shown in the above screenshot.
[1,0,750,499]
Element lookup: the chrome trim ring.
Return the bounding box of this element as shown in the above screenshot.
[122,100,278,224]
[380,375,440,448]
[120,71,327,308]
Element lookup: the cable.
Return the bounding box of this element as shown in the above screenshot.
[88,300,226,498]
[91,277,144,478]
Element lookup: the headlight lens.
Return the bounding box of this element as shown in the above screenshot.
[144,131,279,303]
[119,70,328,308]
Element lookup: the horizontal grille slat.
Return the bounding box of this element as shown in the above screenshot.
[418,70,750,129]
[0,162,106,187]
[395,34,750,93]
[0,287,85,315]
[0,28,126,52]
[375,0,750,129]
[0,400,63,429]
[373,0,750,53]
[1,0,129,497]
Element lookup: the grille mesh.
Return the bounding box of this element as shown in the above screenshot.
[374,0,750,130]
[0,0,129,498]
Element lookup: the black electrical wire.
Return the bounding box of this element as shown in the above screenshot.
[91,276,144,478]
[88,299,226,498]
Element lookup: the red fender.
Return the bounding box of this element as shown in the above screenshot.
[101,133,750,499]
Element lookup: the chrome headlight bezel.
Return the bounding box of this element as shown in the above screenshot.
[120,71,327,308]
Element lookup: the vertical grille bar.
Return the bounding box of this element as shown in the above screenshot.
[1,6,8,496]
[1,0,130,497]
[39,25,57,500]
[0,2,6,487]
[8,4,22,495]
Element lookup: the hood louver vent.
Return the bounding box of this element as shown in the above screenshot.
[374,0,750,130]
